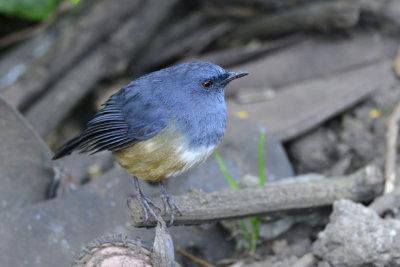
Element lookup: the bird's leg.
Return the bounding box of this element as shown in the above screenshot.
[133,176,161,222]
[160,181,182,226]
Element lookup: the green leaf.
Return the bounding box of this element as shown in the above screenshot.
[214,151,239,190]
[0,0,61,21]
[250,217,260,252]
[215,147,263,252]
[70,0,80,4]
[259,131,266,187]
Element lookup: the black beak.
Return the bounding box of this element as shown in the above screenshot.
[222,71,249,85]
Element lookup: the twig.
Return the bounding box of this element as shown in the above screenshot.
[384,101,400,194]
[0,24,47,49]
[369,186,400,216]
[129,165,383,227]
[175,247,216,267]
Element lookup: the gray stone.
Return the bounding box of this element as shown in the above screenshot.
[313,199,400,267]
[289,128,339,174]
[0,96,53,212]
[0,167,151,267]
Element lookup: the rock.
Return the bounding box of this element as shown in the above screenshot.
[0,96,53,212]
[340,115,375,164]
[55,151,115,184]
[313,199,400,267]
[288,128,340,174]
[0,167,144,267]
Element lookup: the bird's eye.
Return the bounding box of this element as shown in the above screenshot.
[202,80,213,89]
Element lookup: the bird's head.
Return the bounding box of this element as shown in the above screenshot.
[142,62,248,104]
[174,61,248,96]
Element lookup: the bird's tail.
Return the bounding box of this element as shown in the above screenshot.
[52,134,83,160]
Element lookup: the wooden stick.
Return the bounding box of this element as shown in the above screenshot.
[369,186,400,216]
[175,247,216,267]
[384,101,400,194]
[129,165,383,227]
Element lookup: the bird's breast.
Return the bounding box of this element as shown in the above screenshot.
[113,123,218,181]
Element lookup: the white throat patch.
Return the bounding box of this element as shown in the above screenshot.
[165,144,217,178]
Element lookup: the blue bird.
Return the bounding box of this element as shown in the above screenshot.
[53,62,248,225]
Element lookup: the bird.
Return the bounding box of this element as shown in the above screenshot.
[52,61,248,225]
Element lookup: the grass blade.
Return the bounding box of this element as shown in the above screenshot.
[259,131,266,187]
[250,217,260,252]
[214,151,239,190]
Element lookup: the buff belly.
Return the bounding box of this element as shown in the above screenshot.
[113,126,217,182]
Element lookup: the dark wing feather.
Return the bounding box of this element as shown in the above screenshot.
[52,86,167,159]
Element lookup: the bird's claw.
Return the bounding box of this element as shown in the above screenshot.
[134,176,161,223]
[133,177,182,226]
[136,191,161,222]
[161,182,182,226]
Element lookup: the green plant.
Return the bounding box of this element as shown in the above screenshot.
[0,0,62,21]
[214,131,266,252]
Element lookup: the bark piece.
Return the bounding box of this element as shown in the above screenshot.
[226,31,397,96]
[151,219,177,267]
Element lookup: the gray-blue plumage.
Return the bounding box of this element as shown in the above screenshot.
[53,62,246,159]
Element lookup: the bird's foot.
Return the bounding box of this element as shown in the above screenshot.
[133,176,161,223]
[160,182,182,226]
[136,189,161,223]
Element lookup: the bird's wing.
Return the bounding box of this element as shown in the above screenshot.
[53,86,168,158]
[80,87,168,154]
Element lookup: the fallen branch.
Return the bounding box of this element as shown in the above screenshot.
[384,101,400,194]
[2,0,142,111]
[185,33,303,69]
[222,1,359,43]
[129,165,383,227]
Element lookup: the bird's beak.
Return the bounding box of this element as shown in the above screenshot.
[222,71,249,85]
